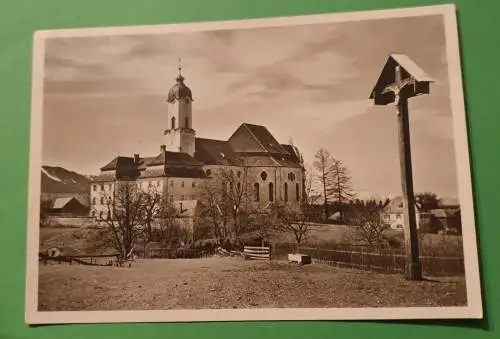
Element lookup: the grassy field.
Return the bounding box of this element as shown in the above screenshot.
[38,257,467,311]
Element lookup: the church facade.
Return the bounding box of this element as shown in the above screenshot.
[90,69,305,220]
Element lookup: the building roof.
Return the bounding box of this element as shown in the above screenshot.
[228,123,289,155]
[381,196,421,214]
[438,196,460,207]
[100,156,136,171]
[194,138,240,165]
[280,144,301,163]
[52,197,80,209]
[430,209,447,218]
[390,54,434,82]
[148,151,203,167]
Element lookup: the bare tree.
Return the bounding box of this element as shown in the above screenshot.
[198,164,250,242]
[349,205,389,250]
[313,148,336,219]
[330,159,356,213]
[276,204,314,248]
[142,185,163,244]
[94,182,147,260]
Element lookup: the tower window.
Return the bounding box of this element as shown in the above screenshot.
[260,171,268,181]
[254,183,260,202]
[296,183,300,201]
[99,211,103,219]
[269,182,274,202]
[284,183,288,202]
[92,198,96,205]
[185,117,189,128]
[181,181,185,188]
[171,117,176,129]
[100,197,104,205]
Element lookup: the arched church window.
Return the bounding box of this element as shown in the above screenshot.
[237,182,241,192]
[229,182,234,192]
[284,183,288,202]
[185,117,189,128]
[254,183,260,202]
[296,183,300,201]
[269,182,274,202]
[237,171,241,178]
[171,117,176,129]
[260,171,268,181]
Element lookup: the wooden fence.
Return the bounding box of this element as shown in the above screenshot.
[146,247,216,259]
[243,246,271,260]
[39,252,120,266]
[297,247,464,276]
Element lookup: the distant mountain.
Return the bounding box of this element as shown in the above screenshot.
[41,166,91,206]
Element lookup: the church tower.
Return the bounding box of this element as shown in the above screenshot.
[164,62,195,156]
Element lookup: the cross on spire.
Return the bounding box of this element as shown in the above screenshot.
[381,65,416,106]
[176,57,184,82]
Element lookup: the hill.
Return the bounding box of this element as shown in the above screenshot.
[41,166,91,206]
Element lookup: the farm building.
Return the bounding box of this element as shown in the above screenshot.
[380,196,431,230]
[50,197,89,217]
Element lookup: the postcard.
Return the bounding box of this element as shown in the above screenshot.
[25,4,482,324]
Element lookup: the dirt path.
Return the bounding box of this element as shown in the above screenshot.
[38,257,467,311]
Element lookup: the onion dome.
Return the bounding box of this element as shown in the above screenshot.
[167,65,193,103]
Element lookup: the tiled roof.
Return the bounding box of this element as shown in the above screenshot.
[194,138,240,165]
[148,151,203,167]
[280,144,301,163]
[228,123,289,155]
[100,156,136,171]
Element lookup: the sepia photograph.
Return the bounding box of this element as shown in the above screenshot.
[25,4,482,324]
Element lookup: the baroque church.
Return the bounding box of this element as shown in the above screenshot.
[90,67,305,220]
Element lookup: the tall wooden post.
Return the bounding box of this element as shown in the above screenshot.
[396,98,422,280]
[370,55,433,281]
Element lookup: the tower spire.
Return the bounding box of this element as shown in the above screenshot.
[176,57,184,82]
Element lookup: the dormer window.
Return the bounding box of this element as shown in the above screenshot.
[171,117,176,129]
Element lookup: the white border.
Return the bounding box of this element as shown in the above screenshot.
[25,3,483,324]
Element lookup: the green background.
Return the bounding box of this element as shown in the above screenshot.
[0,0,498,338]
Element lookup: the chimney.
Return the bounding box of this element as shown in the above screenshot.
[134,154,140,164]
[160,144,166,152]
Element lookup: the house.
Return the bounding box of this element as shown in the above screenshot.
[50,197,88,217]
[380,196,431,231]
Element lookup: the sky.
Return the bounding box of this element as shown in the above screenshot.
[41,14,460,199]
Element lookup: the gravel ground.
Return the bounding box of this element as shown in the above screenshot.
[38,256,467,311]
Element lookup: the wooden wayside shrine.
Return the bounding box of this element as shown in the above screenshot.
[370,54,434,281]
